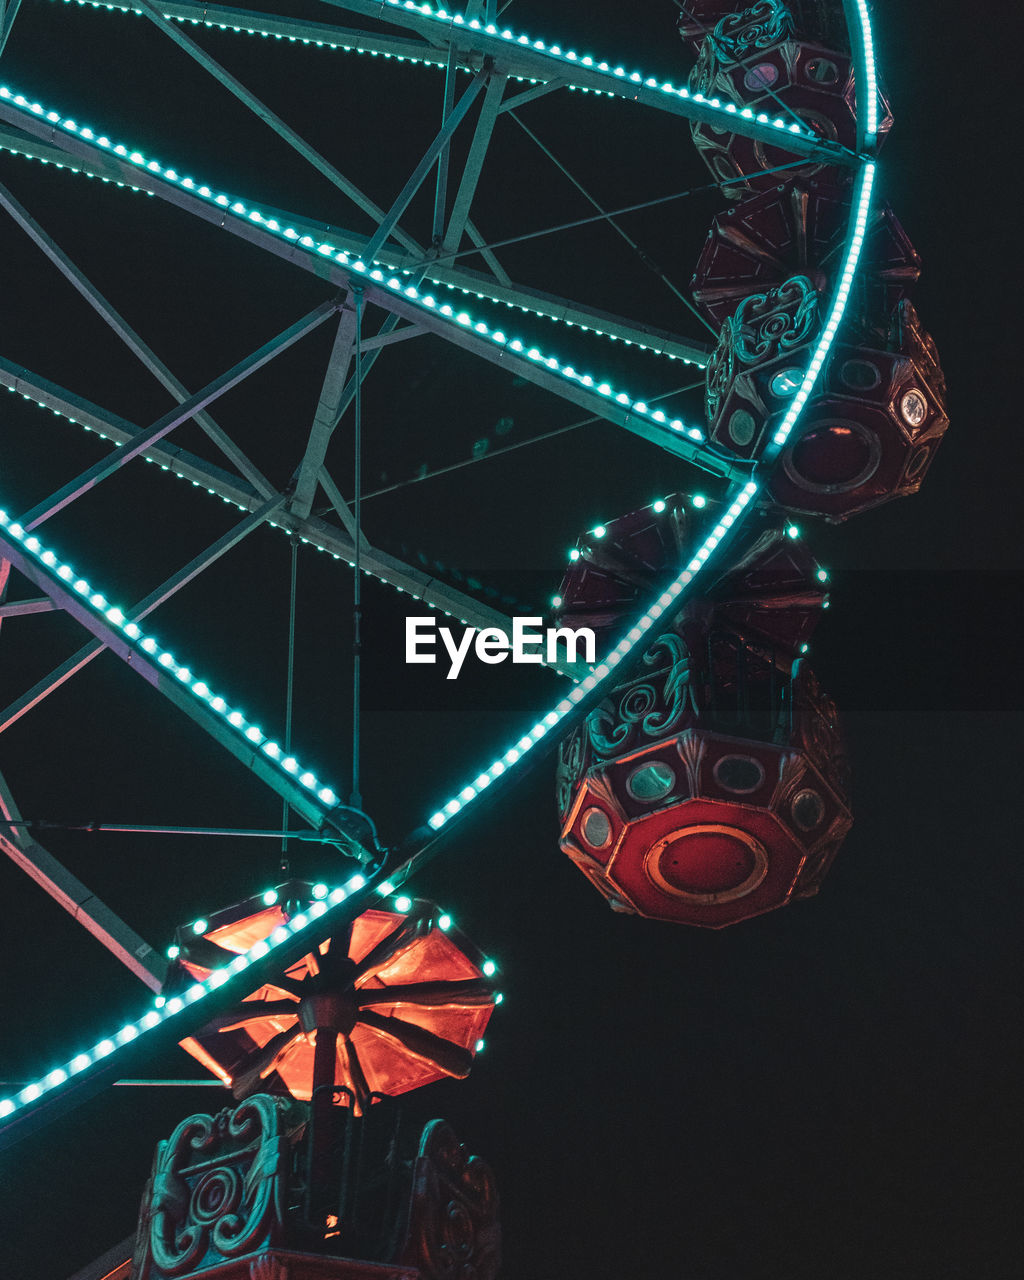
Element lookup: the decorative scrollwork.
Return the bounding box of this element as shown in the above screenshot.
[132,1095,297,1280]
[588,632,699,758]
[714,1,795,62]
[705,318,736,424]
[401,1120,500,1280]
[556,725,588,814]
[688,37,719,97]
[732,275,819,365]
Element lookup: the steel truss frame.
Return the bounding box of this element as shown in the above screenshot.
[0,0,879,1156]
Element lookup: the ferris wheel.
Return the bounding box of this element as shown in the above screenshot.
[0,0,947,1273]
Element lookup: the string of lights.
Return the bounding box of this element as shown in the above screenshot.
[0,0,878,1142]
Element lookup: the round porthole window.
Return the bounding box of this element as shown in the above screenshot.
[581,807,612,850]
[900,388,928,428]
[744,62,779,92]
[713,755,765,794]
[626,760,676,803]
[805,57,838,84]
[840,358,881,390]
[771,367,803,397]
[785,420,881,493]
[728,408,756,446]
[791,788,825,831]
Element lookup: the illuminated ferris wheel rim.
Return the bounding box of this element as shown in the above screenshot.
[0,0,880,1144]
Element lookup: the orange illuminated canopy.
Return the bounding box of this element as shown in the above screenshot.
[163,883,497,1113]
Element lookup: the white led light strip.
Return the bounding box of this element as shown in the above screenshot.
[849,0,879,143]
[0,1,876,1132]
[426,478,760,830]
[0,84,707,436]
[59,0,815,140]
[0,508,342,811]
[64,0,449,66]
[425,0,880,829]
[0,873,506,1120]
[0,873,368,1120]
[767,160,875,452]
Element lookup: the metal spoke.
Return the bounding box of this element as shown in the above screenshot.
[0,0,22,59]
[0,771,163,990]
[352,912,433,982]
[439,71,508,259]
[0,180,278,499]
[231,1023,304,1096]
[204,1000,299,1034]
[135,0,425,256]
[0,496,285,736]
[509,109,719,336]
[358,1009,474,1079]
[364,68,490,262]
[19,298,342,530]
[291,300,362,522]
[2,359,580,671]
[355,978,495,1007]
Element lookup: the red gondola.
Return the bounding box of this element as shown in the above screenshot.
[554,499,851,927]
[164,883,497,1113]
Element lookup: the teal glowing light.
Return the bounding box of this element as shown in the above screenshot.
[769,163,877,453]
[0,508,345,822]
[426,480,760,833]
[652,499,666,513]
[262,889,278,906]
[0,0,874,1132]
[692,495,707,509]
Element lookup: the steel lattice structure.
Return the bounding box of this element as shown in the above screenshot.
[0,1,884,1242]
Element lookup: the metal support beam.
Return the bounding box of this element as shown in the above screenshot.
[0,356,588,676]
[432,43,459,244]
[19,297,341,529]
[57,0,855,162]
[315,0,855,164]
[0,179,277,499]
[0,521,360,838]
[0,108,710,364]
[0,771,163,990]
[0,0,22,59]
[364,68,488,262]
[291,300,363,522]
[0,557,10,638]
[498,79,569,114]
[440,71,506,258]
[0,497,286,736]
[463,217,510,285]
[135,0,424,256]
[0,596,58,618]
[358,323,427,352]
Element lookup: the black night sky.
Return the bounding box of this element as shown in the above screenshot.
[0,2,1020,1278]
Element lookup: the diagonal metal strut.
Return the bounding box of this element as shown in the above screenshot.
[18,297,342,529]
